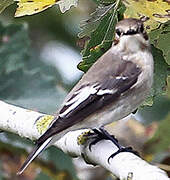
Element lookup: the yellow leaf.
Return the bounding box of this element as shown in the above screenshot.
[124,0,170,31]
[14,0,58,17]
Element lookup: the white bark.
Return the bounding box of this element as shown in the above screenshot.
[0,100,169,180]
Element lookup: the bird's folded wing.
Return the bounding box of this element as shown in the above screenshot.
[36,60,141,144]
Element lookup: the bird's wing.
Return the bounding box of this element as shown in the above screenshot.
[37,60,141,144]
[18,59,141,174]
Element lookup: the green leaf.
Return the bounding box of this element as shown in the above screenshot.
[78,1,125,72]
[152,46,170,97]
[78,41,112,72]
[78,3,116,38]
[149,21,170,65]
[0,0,14,14]
[0,22,30,75]
[142,46,170,107]
[144,113,170,154]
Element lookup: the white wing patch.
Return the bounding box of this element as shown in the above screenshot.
[97,89,116,95]
[59,84,99,118]
[116,76,128,80]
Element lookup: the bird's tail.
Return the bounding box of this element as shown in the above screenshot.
[17,137,52,175]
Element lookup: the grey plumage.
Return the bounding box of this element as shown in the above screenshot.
[18,18,154,174]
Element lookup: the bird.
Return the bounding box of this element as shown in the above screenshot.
[18,18,154,174]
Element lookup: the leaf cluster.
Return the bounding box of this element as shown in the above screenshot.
[78,1,125,72]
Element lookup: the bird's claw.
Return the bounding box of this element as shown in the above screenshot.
[89,128,119,151]
[108,146,140,163]
[77,129,107,151]
[89,128,140,162]
[88,130,103,151]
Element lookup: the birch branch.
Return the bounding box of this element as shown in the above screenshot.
[0,100,169,180]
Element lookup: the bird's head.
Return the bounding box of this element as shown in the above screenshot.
[113,18,150,52]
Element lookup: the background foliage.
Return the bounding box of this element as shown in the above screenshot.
[0,0,169,179]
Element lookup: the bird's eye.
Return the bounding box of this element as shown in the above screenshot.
[116,29,122,36]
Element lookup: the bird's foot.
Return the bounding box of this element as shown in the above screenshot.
[77,129,108,149]
[89,127,140,161]
[89,127,120,151]
[99,127,121,148]
[108,146,140,163]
